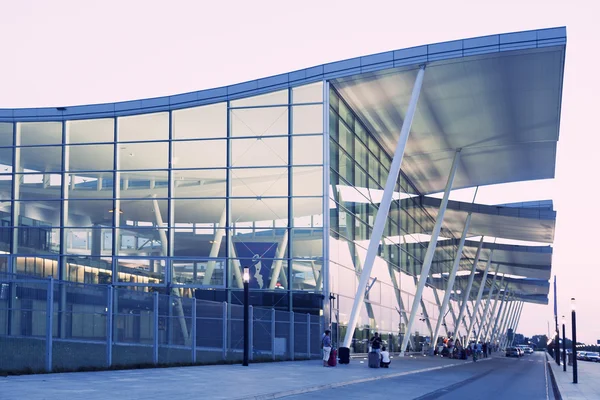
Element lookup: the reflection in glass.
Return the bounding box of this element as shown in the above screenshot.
[118,170,168,198]
[293,136,322,165]
[173,228,226,257]
[16,228,60,254]
[15,201,61,227]
[67,118,114,144]
[173,140,226,168]
[65,199,115,227]
[292,229,323,259]
[67,144,114,171]
[292,105,323,134]
[231,168,288,197]
[16,174,62,200]
[292,197,322,227]
[292,259,322,291]
[292,167,323,196]
[115,258,165,285]
[119,142,168,170]
[231,107,288,137]
[118,112,168,142]
[118,199,168,227]
[0,148,13,173]
[173,169,226,198]
[172,259,226,286]
[172,103,227,139]
[20,146,62,172]
[19,122,62,145]
[64,227,112,256]
[231,137,288,167]
[0,123,13,146]
[117,227,167,257]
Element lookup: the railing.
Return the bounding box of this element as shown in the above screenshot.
[0,273,323,373]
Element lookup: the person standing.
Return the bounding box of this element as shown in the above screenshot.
[482,342,488,358]
[370,332,382,355]
[322,330,332,367]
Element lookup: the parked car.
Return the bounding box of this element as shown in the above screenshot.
[517,345,533,354]
[506,347,520,357]
[582,352,600,362]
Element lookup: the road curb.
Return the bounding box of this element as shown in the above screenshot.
[545,353,563,400]
[233,357,493,400]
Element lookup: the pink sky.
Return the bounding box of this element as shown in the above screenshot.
[1,0,596,343]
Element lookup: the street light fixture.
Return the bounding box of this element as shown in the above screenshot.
[571,298,577,383]
[562,315,566,372]
[243,267,250,367]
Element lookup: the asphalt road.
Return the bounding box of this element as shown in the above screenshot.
[286,352,553,400]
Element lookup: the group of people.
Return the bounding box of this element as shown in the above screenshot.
[434,337,493,361]
[321,330,391,368]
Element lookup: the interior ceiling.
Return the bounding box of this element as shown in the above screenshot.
[333,46,565,195]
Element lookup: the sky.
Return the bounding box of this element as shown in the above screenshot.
[0,0,598,343]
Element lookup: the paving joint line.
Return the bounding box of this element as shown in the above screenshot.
[233,357,493,400]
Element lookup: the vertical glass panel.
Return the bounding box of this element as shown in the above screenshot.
[67,118,114,143]
[292,105,323,134]
[118,170,168,198]
[231,198,288,227]
[338,101,354,130]
[292,82,323,104]
[292,229,323,259]
[293,136,322,165]
[66,144,114,171]
[66,199,115,227]
[118,112,168,142]
[15,256,59,278]
[67,172,114,198]
[173,198,225,225]
[230,168,288,197]
[118,142,168,169]
[292,259,322,291]
[118,199,168,227]
[230,137,288,167]
[20,146,62,172]
[16,228,60,254]
[292,197,323,227]
[172,259,226,286]
[173,169,226,198]
[338,120,354,154]
[0,123,13,146]
[65,256,113,284]
[230,90,288,107]
[292,167,323,196]
[16,174,62,199]
[117,227,168,257]
[19,122,62,145]
[64,227,112,256]
[115,258,165,285]
[173,139,226,168]
[0,148,13,173]
[15,200,61,226]
[173,229,226,257]
[172,102,227,139]
[230,107,288,137]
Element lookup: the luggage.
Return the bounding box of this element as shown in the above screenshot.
[328,348,337,367]
[368,351,380,368]
[338,347,350,364]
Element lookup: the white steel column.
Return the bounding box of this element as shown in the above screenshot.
[483,279,506,342]
[455,237,483,341]
[466,254,492,341]
[491,293,511,346]
[502,301,519,348]
[431,213,471,348]
[269,230,289,289]
[499,299,517,349]
[399,151,461,354]
[489,289,509,344]
[509,302,524,346]
[203,208,226,285]
[505,300,522,348]
[475,266,500,341]
[342,66,426,349]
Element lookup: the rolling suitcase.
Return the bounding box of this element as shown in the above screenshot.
[368,351,380,368]
[328,348,337,367]
[338,347,350,364]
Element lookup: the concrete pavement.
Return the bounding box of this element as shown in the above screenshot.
[548,353,600,400]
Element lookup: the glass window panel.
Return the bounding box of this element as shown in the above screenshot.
[338,101,354,130]
[65,199,115,227]
[292,197,323,227]
[293,136,322,165]
[173,228,226,257]
[173,139,226,168]
[15,227,60,254]
[16,174,62,199]
[174,198,225,225]
[67,172,114,198]
[329,89,339,111]
[292,82,323,104]
[19,146,62,172]
[118,112,168,142]
[0,147,13,173]
[231,168,288,197]
[118,170,168,199]
[228,252,287,290]
[115,258,165,285]
[66,144,114,171]
[231,107,288,137]
[65,256,113,284]
[118,142,168,170]
[338,120,353,155]
[292,259,322,291]
[0,123,13,146]
[67,118,114,144]
[231,89,288,107]
[230,137,288,167]
[64,227,112,256]
[172,102,227,139]
[16,200,61,227]
[292,229,322,259]
[117,227,168,257]
[292,167,322,196]
[19,122,62,145]
[329,109,338,141]
[118,199,168,227]
[355,140,368,167]
[172,258,226,287]
[15,256,59,278]
[231,198,288,227]
[173,169,226,198]
[292,105,323,134]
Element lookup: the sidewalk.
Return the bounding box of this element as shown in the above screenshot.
[547,354,600,400]
[0,354,487,400]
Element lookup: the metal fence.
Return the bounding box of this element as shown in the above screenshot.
[0,274,323,373]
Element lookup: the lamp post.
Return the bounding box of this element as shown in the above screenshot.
[243,267,250,367]
[571,298,577,383]
[562,315,566,372]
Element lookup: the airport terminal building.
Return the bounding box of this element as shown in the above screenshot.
[0,27,565,370]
